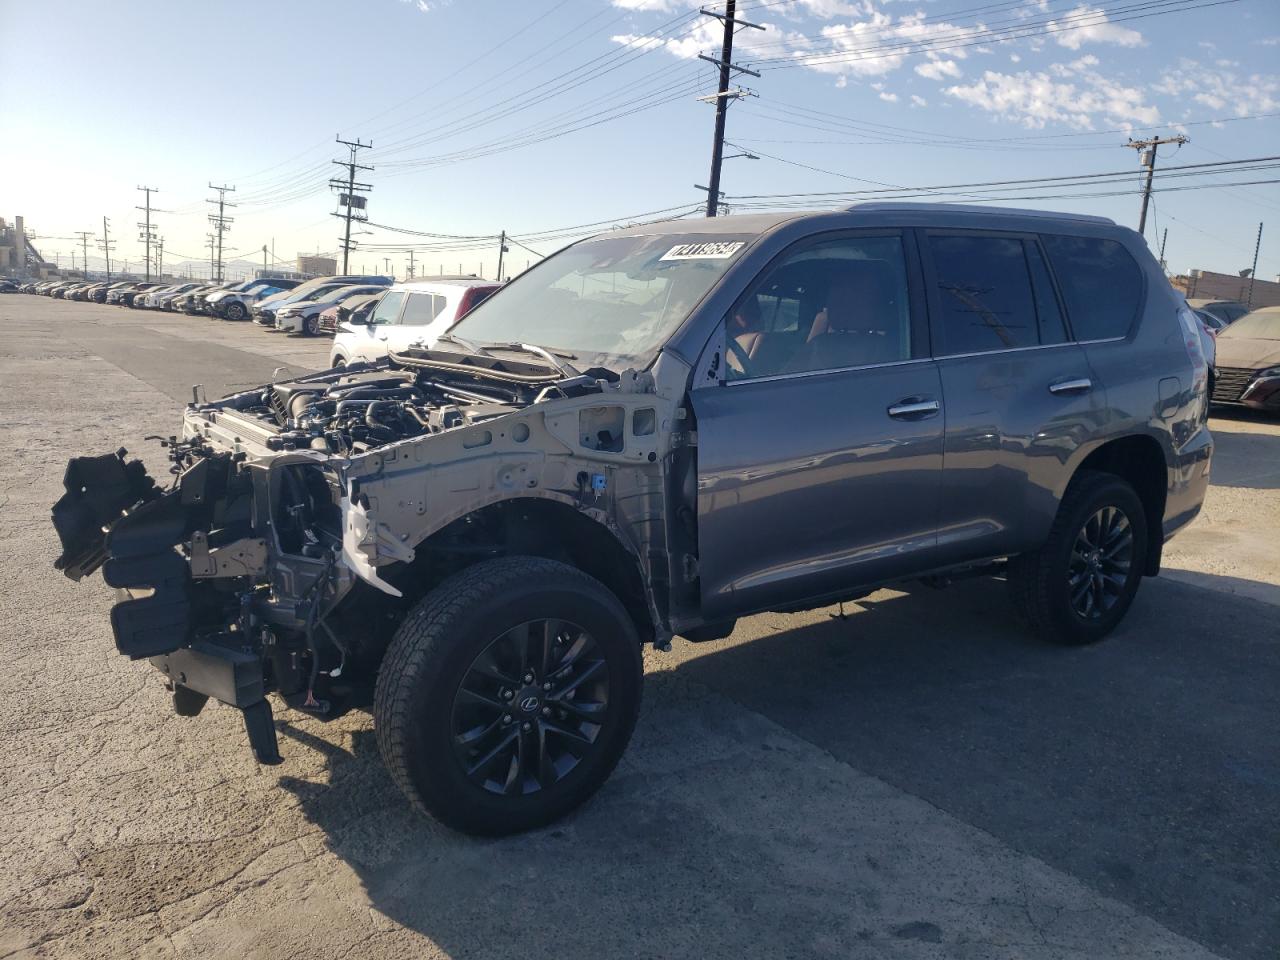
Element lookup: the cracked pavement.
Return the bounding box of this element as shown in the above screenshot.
[1,297,1276,959]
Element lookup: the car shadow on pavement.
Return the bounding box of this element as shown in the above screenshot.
[275,573,1279,960]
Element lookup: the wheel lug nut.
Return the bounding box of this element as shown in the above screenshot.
[502,715,512,724]
[542,682,551,691]
[502,690,513,700]
[542,707,551,716]
[522,721,531,731]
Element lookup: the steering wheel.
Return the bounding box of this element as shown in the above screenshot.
[725,335,755,380]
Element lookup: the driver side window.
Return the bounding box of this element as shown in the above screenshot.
[726,236,912,381]
[368,291,404,325]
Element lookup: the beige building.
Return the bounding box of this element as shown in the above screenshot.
[1171,269,1280,309]
[0,215,49,277]
[297,255,338,277]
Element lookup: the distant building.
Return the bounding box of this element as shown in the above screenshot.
[0,215,51,278]
[297,255,338,277]
[1171,269,1280,309]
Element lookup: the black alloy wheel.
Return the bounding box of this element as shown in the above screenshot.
[375,557,643,835]
[1067,506,1134,620]
[1007,469,1148,645]
[451,618,610,797]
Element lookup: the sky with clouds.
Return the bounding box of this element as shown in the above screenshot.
[1,0,1276,279]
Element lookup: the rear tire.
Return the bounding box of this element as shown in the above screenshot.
[1008,469,1148,646]
[374,557,643,836]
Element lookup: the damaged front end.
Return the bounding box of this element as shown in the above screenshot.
[52,438,353,764]
[51,350,675,767]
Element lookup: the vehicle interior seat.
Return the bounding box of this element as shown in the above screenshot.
[785,261,904,372]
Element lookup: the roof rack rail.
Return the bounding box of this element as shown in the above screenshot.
[847,201,1115,225]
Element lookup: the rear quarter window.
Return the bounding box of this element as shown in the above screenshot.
[1042,235,1144,341]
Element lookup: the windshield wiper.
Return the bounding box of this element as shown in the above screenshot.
[433,332,491,356]
[480,341,583,379]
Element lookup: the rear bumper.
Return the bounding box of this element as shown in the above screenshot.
[1163,423,1213,543]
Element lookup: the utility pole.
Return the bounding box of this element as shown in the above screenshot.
[1126,135,1188,236]
[136,185,158,281]
[1247,222,1263,307]
[75,231,93,277]
[1159,228,1168,271]
[496,230,508,281]
[155,236,165,279]
[384,256,391,276]
[99,217,116,280]
[406,248,416,280]
[262,244,268,274]
[698,1,763,217]
[207,183,236,282]
[207,234,217,280]
[330,135,373,274]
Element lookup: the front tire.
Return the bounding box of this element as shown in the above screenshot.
[304,315,320,336]
[374,557,643,835]
[225,302,247,321]
[1008,470,1148,646]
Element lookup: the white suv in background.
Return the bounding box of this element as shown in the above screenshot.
[328,277,501,367]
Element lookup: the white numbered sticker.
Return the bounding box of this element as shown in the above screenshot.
[659,241,745,261]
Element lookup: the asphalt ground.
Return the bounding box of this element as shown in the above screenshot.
[1,295,1277,960]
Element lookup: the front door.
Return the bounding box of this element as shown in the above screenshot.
[691,231,945,621]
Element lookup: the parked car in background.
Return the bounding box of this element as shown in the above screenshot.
[252,275,392,328]
[148,282,204,311]
[328,277,501,367]
[0,279,17,293]
[175,282,233,314]
[1209,305,1280,414]
[1188,298,1249,326]
[1193,308,1229,334]
[208,278,302,320]
[133,283,181,309]
[109,282,163,306]
[91,281,133,304]
[317,291,382,334]
[275,284,388,336]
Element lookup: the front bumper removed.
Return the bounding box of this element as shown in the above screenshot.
[51,449,283,764]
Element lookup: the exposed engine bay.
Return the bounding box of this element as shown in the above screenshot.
[213,351,610,456]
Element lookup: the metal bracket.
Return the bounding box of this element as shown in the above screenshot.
[189,531,268,579]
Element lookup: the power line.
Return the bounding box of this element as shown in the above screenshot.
[136,185,158,282]
[1126,134,1189,235]
[98,218,116,281]
[207,184,236,282]
[330,136,373,274]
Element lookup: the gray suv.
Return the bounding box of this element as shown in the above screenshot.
[52,203,1212,835]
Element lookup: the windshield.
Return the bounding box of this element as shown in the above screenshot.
[450,232,754,368]
[1219,310,1280,340]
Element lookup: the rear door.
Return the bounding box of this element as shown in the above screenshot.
[919,229,1102,565]
[385,291,449,353]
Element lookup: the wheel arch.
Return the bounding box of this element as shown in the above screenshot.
[1070,434,1168,575]
[398,496,655,644]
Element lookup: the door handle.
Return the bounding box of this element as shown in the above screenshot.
[1048,377,1092,395]
[887,398,940,419]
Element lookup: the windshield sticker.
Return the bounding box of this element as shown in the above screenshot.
[659,241,745,262]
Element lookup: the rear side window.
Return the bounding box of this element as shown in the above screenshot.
[400,292,446,325]
[1042,235,1143,341]
[927,235,1038,354]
